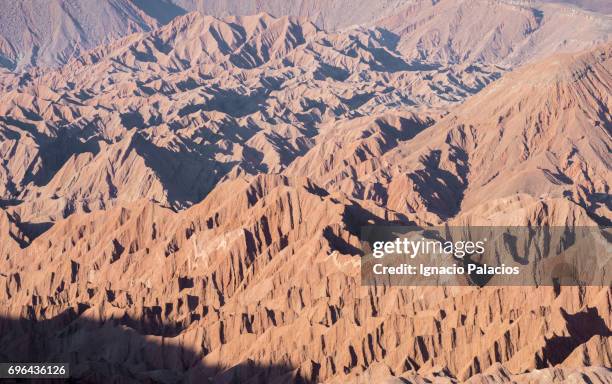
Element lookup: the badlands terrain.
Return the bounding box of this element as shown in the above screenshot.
[0,0,611,383]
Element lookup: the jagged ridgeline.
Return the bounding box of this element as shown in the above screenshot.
[0,1,610,383]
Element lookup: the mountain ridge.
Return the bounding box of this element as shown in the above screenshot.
[0,0,610,70]
[0,5,610,384]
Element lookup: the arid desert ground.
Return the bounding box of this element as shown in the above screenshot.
[0,0,611,383]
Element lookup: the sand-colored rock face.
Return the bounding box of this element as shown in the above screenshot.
[1,0,610,70]
[0,11,507,224]
[286,44,611,227]
[375,0,611,66]
[0,6,610,384]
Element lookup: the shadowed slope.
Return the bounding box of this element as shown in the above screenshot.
[0,313,315,384]
[299,43,612,225]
